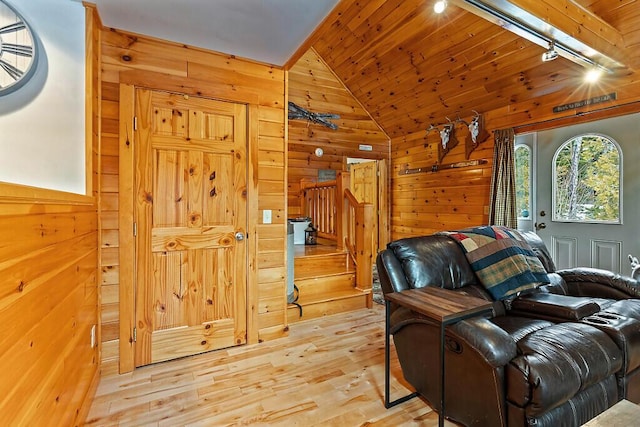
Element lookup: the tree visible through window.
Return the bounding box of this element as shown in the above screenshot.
[515,145,531,218]
[553,134,620,223]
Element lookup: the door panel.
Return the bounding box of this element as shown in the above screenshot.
[551,236,577,270]
[135,89,247,367]
[591,240,621,272]
[535,114,640,273]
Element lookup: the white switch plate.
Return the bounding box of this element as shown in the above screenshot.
[263,210,272,224]
[90,324,96,348]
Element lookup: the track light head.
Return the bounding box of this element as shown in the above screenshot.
[541,42,558,62]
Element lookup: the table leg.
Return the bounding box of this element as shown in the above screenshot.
[384,299,418,408]
[439,322,445,427]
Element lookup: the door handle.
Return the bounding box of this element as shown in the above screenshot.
[235,232,245,241]
[535,222,546,231]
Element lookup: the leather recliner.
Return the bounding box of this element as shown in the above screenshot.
[377,230,640,427]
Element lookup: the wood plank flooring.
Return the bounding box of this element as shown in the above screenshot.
[86,306,457,426]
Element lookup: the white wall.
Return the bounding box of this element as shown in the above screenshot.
[0,0,85,194]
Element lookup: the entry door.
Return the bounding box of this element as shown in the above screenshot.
[134,89,247,367]
[535,114,640,274]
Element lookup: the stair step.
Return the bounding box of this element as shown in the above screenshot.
[294,272,356,302]
[287,289,370,324]
[295,252,352,279]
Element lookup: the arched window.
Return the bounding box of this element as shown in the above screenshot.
[553,134,621,223]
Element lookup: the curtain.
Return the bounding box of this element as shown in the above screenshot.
[489,128,517,228]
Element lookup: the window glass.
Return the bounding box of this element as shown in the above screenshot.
[553,134,621,223]
[515,145,531,219]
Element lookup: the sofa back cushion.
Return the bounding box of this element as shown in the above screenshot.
[388,235,478,290]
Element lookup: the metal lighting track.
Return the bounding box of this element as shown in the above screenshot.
[453,0,623,73]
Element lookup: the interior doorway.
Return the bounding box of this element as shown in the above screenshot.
[347,158,389,253]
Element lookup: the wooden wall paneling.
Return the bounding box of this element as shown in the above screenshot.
[247,104,260,344]
[99,26,287,370]
[256,104,288,341]
[390,131,492,240]
[99,80,121,375]
[117,84,135,373]
[0,201,98,426]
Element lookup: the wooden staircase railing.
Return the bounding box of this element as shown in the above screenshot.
[343,188,374,303]
[300,179,338,242]
[300,172,374,307]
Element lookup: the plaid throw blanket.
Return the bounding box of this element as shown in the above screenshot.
[439,226,549,300]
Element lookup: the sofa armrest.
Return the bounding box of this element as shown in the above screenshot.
[391,307,516,368]
[509,293,600,321]
[376,250,411,295]
[557,267,640,299]
[450,318,518,367]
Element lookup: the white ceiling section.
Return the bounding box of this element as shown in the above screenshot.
[92,0,340,66]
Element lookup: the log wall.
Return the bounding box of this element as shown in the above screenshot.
[97,25,288,371]
[288,49,389,217]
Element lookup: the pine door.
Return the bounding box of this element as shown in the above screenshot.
[134,89,247,366]
[350,160,379,254]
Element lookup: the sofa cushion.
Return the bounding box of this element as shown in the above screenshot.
[506,323,622,416]
[491,315,554,343]
[440,226,550,300]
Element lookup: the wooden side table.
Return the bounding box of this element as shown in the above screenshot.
[384,287,494,427]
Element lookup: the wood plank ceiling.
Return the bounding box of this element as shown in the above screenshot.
[309,0,640,138]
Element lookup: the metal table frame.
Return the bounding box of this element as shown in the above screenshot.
[384,296,493,427]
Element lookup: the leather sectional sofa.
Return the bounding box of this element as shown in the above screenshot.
[377,227,640,426]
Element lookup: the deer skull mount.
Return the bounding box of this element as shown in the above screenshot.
[465,112,490,159]
[426,112,489,164]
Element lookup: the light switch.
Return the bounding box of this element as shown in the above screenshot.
[263,210,272,224]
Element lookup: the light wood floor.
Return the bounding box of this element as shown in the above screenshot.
[86,305,456,426]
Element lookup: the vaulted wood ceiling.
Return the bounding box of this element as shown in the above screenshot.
[306,0,640,138]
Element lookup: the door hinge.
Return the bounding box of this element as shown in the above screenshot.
[133,327,137,342]
[133,116,138,131]
[133,222,137,237]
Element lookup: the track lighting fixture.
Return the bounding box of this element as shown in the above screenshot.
[458,0,618,75]
[434,1,447,14]
[541,41,558,62]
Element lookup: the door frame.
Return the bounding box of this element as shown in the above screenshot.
[117,83,256,374]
